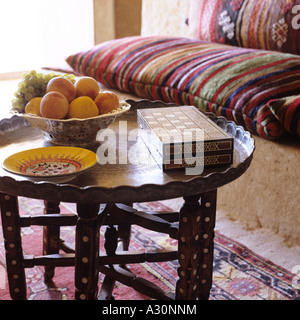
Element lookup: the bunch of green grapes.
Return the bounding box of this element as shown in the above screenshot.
[11,70,76,113]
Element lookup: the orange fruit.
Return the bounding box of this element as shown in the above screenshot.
[46,77,76,102]
[25,97,42,116]
[75,77,100,99]
[94,91,119,114]
[68,96,99,119]
[40,92,69,119]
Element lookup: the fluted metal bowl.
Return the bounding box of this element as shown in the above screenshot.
[16,101,131,146]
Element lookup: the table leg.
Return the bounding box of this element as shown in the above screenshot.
[176,193,202,300]
[43,200,60,285]
[75,202,100,300]
[0,193,26,300]
[100,225,119,300]
[176,190,217,300]
[197,189,217,300]
[118,202,133,251]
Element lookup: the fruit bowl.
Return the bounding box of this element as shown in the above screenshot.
[17,101,131,146]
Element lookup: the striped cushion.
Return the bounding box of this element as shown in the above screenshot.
[66,36,300,140]
[268,96,300,137]
[188,0,300,55]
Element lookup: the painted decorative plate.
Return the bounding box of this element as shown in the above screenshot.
[2,146,97,183]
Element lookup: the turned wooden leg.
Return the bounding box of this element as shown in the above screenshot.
[197,189,217,300]
[0,193,26,300]
[117,203,133,251]
[75,202,100,300]
[104,225,119,256]
[118,223,131,251]
[43,200,60,285]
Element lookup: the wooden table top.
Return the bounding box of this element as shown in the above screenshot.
[0,100,254,203]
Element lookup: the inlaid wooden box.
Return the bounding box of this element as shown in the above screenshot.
[137,106,234,171]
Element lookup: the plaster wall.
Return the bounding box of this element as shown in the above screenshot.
[94,0,142,44]
[141,0,190,37]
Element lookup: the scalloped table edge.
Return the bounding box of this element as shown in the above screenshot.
[0,99,255,203]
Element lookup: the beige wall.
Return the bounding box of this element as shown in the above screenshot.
[94,0,142,44]
[94,0,115,43]
[141,0,190,37]
[94,0,190,44]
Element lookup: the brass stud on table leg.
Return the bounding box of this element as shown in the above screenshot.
[197,190,217,300]
[176,194,201,300]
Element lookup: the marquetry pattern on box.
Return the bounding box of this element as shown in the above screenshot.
[137,106,234,170]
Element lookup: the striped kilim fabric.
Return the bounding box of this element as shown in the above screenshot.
[66,36,300,140]
[188,0,300,55]
[268,96,300,137]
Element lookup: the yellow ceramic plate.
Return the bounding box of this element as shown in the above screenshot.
[2,146,97,182]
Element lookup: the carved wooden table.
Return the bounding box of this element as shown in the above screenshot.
[0,99,254,300]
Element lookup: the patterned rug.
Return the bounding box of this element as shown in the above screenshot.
[0,197,298,300]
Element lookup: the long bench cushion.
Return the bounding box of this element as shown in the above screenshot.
[66,36,300,140]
